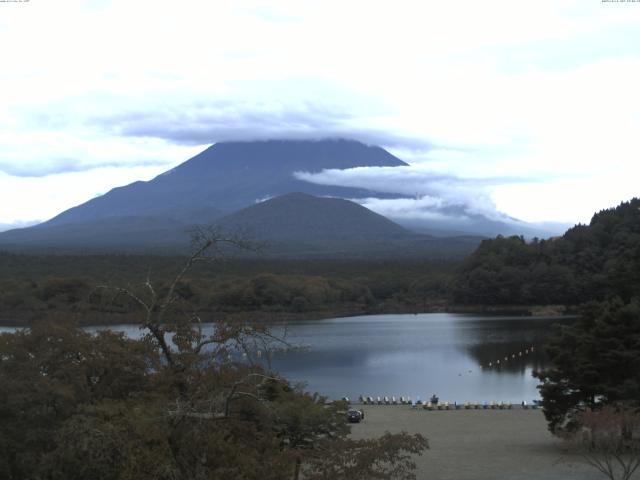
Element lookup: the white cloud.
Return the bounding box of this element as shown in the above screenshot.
[295,166,522,221]
[356,197,458,222]
[0,166,168,224]
[491,173,640,224]
[0,132,194,177]
[0,0,639,223]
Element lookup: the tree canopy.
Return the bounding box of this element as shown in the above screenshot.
[452,198,640,306]
[0,233,428,479]
[535,298,640,433]
[452,199,640,438]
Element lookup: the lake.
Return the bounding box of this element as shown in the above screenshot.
[3,313,572,403]
[266,313,570,403]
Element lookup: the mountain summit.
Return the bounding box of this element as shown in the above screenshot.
[3,139,466,256]
[0,138,565,254]
[45,139,407,227]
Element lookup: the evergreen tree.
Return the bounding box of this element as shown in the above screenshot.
[535,298,640,432]
[453,198,640,306]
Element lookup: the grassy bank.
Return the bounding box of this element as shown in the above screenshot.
[349,406,601,480]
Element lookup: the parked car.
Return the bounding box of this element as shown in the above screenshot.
[347,410,363,423]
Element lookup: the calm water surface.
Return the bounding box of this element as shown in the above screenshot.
[265,313,571,403]
[4,313,572,403]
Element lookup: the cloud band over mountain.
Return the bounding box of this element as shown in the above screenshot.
[1,1,639,225]
[294,166,519,223]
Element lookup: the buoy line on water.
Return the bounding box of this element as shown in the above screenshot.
[485,345,535,369]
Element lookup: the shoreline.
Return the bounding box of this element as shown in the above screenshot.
[0,304,575,328]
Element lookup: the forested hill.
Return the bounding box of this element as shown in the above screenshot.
[452,198,640,306]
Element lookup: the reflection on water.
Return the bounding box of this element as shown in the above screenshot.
[1,313,572,403]
[457,318,552,374]
[265,313,572,402]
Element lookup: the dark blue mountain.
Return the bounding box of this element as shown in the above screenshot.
[44,139,407,226]
[0,192,482,257]
[215,192,481,257]
[0,138,564,254]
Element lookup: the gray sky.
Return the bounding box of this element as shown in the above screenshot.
[1,0,639,225]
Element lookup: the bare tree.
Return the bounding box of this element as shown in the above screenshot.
[93,228,429,479]
[98,227,288,401]
[565,406,640,480]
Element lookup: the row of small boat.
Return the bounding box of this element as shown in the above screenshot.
[421,401,540,410]
[348,396,540,409]
[354,395,414,405]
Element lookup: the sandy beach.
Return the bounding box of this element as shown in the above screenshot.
[349,405,608,480]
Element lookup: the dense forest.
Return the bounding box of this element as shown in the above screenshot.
[0,254,457,326]
[452,198,640,306]
[5,199,640,328]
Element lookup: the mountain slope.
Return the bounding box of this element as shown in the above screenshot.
[0,138,566,252]
[396,214,570,239]
[44,139,407,227]
[218,192,409,241]
[0,192,482,257]
[0,216,191,252]
[216,193,482,257]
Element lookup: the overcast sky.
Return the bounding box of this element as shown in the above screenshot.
[1,0,639,226]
